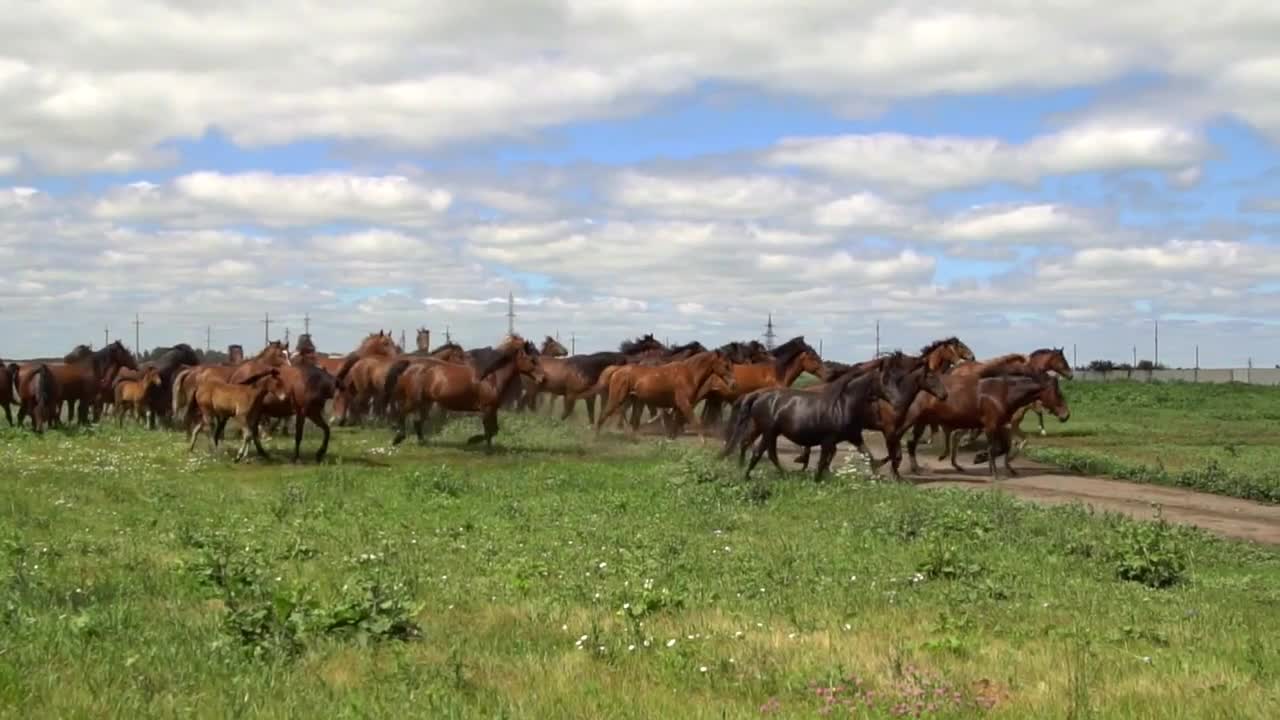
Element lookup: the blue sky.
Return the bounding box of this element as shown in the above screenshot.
[2,2,1279,365]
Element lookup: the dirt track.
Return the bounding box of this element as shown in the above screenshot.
[667,425,1280,546]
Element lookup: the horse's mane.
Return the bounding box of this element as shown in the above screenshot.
[919,336,961,357]
[619,334,662,354]
[979,353,1029,369]
[429,341,463,354]
[664,341,706,357]
[771,337,815,375]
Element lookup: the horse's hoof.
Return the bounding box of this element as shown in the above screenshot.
[1038,430,1047,437]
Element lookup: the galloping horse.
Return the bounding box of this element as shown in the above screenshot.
[601,340,709,429]
[929,347,1071,462]
[332,331,404,424]
[385,339,543,448]
[729,363,900,481]
[970,368,1071,478]
[792,337,972,477]
[17,341,137,427]
[893,357,1071,476]
[595,350,734,440]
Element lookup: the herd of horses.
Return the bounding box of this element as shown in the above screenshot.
[0,328,1072,479]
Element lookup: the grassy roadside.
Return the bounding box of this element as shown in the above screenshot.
[1022,380,1280,503]
[1,415,1279,717]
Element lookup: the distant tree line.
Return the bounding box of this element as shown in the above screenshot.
[1085,359,1167,372]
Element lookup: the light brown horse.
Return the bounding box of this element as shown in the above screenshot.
[385,339,543,447]
[415,328,432,353]
[932,348,1072,461]
[332,331,406,424]
[19,341,138,426]
[595,350,735,440]
[113,367,161,426]
[598,341,710,430]
[174,341,291,430]
[187,369,290,462]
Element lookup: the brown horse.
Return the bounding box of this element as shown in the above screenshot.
[514,336,571,411]
[970,369,1070,478]
[600,341,710,429]
[23,341,139,425]
[115,344,201,429]
[0,361,16,426]
[332,331,406,424]
[17,364,60,433]
[932,348,1072,461]
[895,359,1069,476]
[385,339,543,447]
[699,336,824,429]
[415,328,432,353]
[595,350,735,440]
[113,367,161,426]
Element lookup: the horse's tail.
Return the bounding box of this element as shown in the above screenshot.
[381,359,412,417]
[172,368,194,416]
[33,364,56,427]
[334,353,360,390]
[7,363,18,394]
[720,391,762,459]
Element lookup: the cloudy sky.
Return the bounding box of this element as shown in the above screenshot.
[3,1,1280,366]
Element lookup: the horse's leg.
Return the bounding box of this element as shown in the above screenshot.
[906,424,926,474]
[949,427,966,473]
[1000,427,1018,476]
[765,434,785,474]
[744,431,773,480]
[251,417,270,459]
[391,406,409,446]
[308,407,331,462]
[737,425,760,467]
[814,442,837,482]
[793,446,811,467]
[2,402,11,427]
[188,418,205,453]
[594,386,625,436]
[292,411,306,462]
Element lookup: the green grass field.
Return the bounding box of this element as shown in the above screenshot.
[2,404,1280,718]
[1023,380,1280,503]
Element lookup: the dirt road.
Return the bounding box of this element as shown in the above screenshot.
[685,426,1280,546]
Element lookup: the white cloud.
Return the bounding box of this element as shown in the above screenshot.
[93,171,453,227]
[0,155,17,174]
[765,121,1208,191]
[608,171,821,219]
[937,204,1095,244]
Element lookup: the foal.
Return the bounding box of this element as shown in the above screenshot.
[187,369,288,462]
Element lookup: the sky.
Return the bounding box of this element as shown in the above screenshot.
[2,1,1280,367]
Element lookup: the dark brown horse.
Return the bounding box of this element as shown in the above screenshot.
[225,343,340,462]
[385,339,543,447]
[17,341,138,426]
[595,350,734,440]
[730,364,899,481]
[790,337,972,476]
[514,336,570,411]
[0,361,16,426]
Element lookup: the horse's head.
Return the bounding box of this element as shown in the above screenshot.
[142,366,162,388]
[107,340,138,370]
[798,348,825,378]
[358,331,400,357]
[920,337,970,372]
[256,341,291,367]
[1038,373,1070,422]
[295,333,317,355]
[709,351,736,391]
[1033,347,1074,380]
[621,333,666,356]
[541,336,569,357]
[517,340,545,383]
[256,367,290,403]
[415,328,431,352]
[499,333,527,353]
[65,344,94,364]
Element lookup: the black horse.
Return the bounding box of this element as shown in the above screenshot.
[726,363,900,481]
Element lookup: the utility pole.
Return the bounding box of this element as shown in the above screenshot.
[570,332,576,354]
[285,327,291,350]
[1072,343,1077,369]
[263,312,271,345]
[1132,345,1137,366]
[819,338,823,356]
[1154,318,1159,368]
[875,320,880,357]
[763,313,777,350]
[206,325,212,353]
[133,313,143,354]
[445,325,452,344]
[103,324,109,348]
[1195,345,1199,382]
[303,313,311,335]
[399,329,406,351]
[507,292,516,336]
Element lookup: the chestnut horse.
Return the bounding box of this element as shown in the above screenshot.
[699,336,824,429]
[385,339,543,447]
[894,359,1070,476]
[930,347,1071,462]
[595,350,735,440]
[225,344,339,462]
[969,368,1071,478]
[331,331,405,424]
[17,364,61,434]
[174,341,290,430]
[600,341,709,430]
[113,367,161,426]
